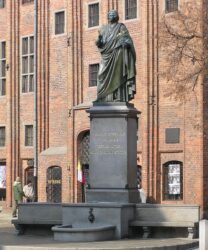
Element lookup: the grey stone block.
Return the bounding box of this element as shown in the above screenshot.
[86,102,140,203]
[199,220,208,250]
[11,203,62,235]
[61,203,135,239]
[17,203,62,224]
[130,204,200,239]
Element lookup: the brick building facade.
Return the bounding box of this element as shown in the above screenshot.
[0,0,207,218]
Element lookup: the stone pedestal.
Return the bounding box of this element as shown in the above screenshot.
[200,220,208,250]
[52,102,141,241]
[86,102,140,203]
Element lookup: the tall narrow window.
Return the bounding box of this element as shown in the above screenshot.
[163,161,183,200]
[55,11,65,35]
[125,0,137,20]
[165,0,178,13]
[0,127,5,147]
[0,0,5,8]
[22,36,34,93]
[0,42,6,96]
[22,0,34,4]
[25,125,33,146]
[88,3,99,27]
[89,64,99,87]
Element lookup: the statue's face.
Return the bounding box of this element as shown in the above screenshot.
[108,11,118,23]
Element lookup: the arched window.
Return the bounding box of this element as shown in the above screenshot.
[163,161,183,200]
[80,131,90,166]
[46,166,62,203]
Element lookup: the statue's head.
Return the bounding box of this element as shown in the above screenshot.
[108,10,119,23]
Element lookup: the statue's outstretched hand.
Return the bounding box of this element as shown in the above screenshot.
[96,30,104,48]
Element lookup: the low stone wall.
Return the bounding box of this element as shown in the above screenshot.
[11,203,62,234]
[130,204,200,239]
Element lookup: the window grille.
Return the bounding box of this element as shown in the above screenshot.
[0,42,6,96]
[165,0,178,13]
[163,161,183,200]
[80,131,90,165]
[89,64,99,87]
[22,36,34,93]
[0,0,5,8]
[0,127,5,147]
[55,11,65,35]
[47,166,62,203]
[22,0,33,4]
[88,3,99,27]
[125,0,137,20]
[137,165,142,188]
[25,125,33,146]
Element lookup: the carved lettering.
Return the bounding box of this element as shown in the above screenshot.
[91,130,126,156]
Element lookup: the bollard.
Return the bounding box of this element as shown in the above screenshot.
[199,220,208,250]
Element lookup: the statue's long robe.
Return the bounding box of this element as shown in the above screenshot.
[97,23,136,102]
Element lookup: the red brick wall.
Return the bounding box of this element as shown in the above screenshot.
[0,0,207,217]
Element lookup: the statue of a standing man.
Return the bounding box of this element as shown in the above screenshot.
[96,10,136,102]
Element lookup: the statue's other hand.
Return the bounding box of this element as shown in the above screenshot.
[96,35,104,48]
[118,40,130,48]
[122,41,131,48]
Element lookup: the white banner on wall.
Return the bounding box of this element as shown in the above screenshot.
[168,164,180,195]
[0,165,6,189]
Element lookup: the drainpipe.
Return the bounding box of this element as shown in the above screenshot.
[33,0,38,201]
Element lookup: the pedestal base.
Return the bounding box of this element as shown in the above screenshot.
[86,188,140,203]
[52,203,136,241]
[86,102,140,203]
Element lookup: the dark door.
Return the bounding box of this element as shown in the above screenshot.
[46,166,62,203]
[79,131,90,202]
[25,167,34,185]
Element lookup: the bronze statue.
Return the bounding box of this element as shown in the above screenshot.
[96,10,136,102]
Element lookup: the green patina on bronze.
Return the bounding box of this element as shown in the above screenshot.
[96,10,136,102]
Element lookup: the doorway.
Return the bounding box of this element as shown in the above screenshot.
[79,131,90,202]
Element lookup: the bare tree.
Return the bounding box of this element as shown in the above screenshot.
[159,2,207,101]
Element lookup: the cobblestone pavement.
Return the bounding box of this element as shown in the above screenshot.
[0,208,199,250]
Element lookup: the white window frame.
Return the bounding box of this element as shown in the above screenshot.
[0,0,5,8]
[0,125,6,147]
[54,10,66,36]
[24,124,33,147]
[164,0,180,14]
[124,0,139,21]
[21,35,34,94]
[0,40,6,96]
[87,1,100,29]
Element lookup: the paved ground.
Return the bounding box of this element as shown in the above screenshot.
[0,208,199,250]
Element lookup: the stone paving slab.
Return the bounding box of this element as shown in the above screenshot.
[0,209,199,250]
